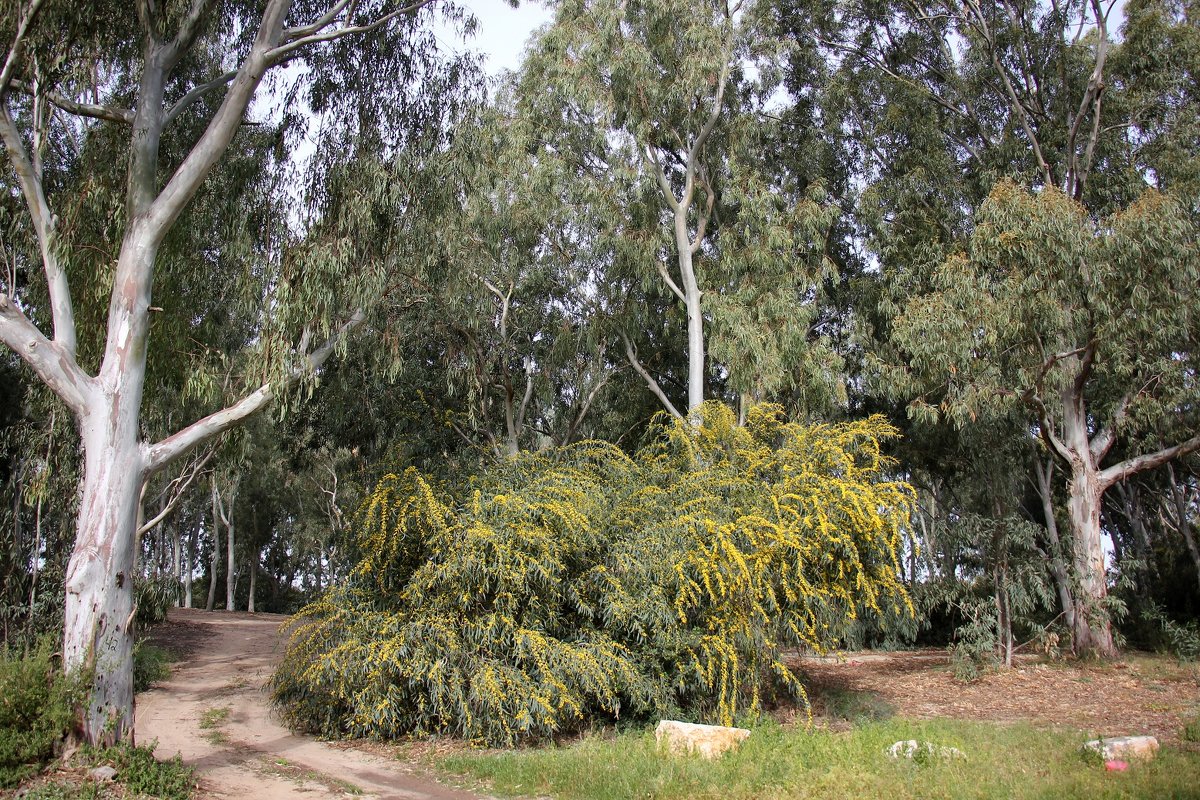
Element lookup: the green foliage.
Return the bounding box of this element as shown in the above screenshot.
[135,575,179,627]
[0,637,86,788]
[1132,604,1200,663]
[274,403,912,745]
[133,642,172,693]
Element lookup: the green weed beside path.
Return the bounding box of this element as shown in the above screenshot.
[439,719,1200,800]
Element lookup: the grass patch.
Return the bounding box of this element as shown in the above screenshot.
[1184,715,1200,744]
[809,686,895,724]
[260,756,363,795]
[439,718,1200,800]
[0,637,86,788]
[198,706,231,745]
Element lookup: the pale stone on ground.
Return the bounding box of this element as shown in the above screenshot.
[88,765,118,782]
[886,740,966,760]
[655,720,751,759]
[1083,735,1159,761]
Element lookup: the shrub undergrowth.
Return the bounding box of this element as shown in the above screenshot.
[0,637,86,788]
[274,403,913,744]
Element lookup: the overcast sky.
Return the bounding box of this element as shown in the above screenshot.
[437,0,555,77]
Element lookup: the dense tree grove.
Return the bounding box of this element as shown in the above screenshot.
[1,0,1199,745]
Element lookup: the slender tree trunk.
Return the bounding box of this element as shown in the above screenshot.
[1166,464,1200,594]
[247,552,257,613]
[316,543,325,593]
[1033,457,1076,635]
[183,524,194,609]
[205,482,220,612]
[674,210,705,413]
[170,523,181,606]
[225,508,235,612]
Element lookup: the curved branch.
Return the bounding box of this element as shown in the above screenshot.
[9,80,133,123]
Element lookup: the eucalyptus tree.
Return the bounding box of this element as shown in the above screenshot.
[888,183,1200,657]
[0,0,473,743]
[521,0,839,418]
[781,0,1200,655]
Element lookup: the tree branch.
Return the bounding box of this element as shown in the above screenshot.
[0,293,92,415]
[0,103,77,356]
[1089,393,1129,462]
[267,0,435,64]
[145,0,292,240]
[1098,432,1200,491]
[9,80,134,124]
[621,331,682,419]
[0,0,47,96]
[145,309,365,473]
[137,445,215,536]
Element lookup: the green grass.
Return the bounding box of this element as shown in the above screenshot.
[198,705,231,745]
[439,719,1200,800]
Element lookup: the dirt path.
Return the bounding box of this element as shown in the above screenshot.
[135,608,486,800]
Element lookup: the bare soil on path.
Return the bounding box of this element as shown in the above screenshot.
[135,608,486,800]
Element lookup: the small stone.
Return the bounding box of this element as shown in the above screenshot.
[88,765,118,782]
[1084,736,1159,762]
[654,720,750,759]
[886,740,966,761]
[1105,760,1129,772]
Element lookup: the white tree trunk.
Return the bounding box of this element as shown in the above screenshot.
[205,486,220,613]
[62,403,145,745]
[226,511,236,612]
[183,525,194,609]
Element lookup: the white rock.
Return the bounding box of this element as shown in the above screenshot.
[88,765,118,782]
[886,740,966,761]
[1083,735,1159,761]
[655,720,751,759]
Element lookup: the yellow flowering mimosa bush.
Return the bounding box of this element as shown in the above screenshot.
[273,403,913,744]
